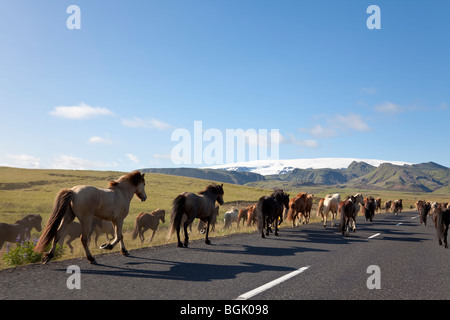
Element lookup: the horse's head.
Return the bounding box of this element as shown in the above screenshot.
[33,215,43,232]
[216,183,224,205]
[134,172,147,202]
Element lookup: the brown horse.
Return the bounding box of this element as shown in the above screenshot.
[391,199,403,214]
[58,218,113,253]
[285,193,307,227]
[168,183,224,247]
[339,195,357,236]
[363,197,375,222]
[246,204,257,227]
[432,207,450,248]
[416,200,431,225]
[0,214,42,249]
[132,209,166,243]
[34,170,147,264]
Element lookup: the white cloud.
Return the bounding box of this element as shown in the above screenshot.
[50,102,114,120]
[126,153,140,163]
[299,124,336,138]
[121,117,173,130]
[88,136,112,145]
[335,113,371,132]
[283,133,319,148]
[374,101,403,114]
[51,155,118,170]
[0,154,41,168]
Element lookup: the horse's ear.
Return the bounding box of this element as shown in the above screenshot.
[220,183,223,187]
[142,173,145,178]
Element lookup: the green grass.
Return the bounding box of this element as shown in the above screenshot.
[0,166,447,268]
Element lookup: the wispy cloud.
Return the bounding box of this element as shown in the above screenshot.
[51,155,118,170]
[126,153,140,163]
[50,102,114,120]
[335,113,371,132]
[121,117,173,130]
[374,101,403,114]
[88,136,113,145]
[0,154,41,168]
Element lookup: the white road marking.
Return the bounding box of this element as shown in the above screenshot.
[411,216,419,219]
[396,222,403,226]
[368,233,381,239]
[236,266,310,300]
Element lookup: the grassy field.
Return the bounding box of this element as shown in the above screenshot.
[0,166,448,267]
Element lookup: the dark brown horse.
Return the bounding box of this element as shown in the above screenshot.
[256,189,289,238]
[167,183,224,247]
[339,196,357,236]
[363,197,375,222]
[416,200,431,225]
[432,207,449,248]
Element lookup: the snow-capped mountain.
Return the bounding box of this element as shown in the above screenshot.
[206,158,412,176]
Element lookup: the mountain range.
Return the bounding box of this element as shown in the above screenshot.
[142,158,450,193]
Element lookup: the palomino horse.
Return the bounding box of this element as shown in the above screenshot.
[132,209,166,243]
[0,214,42,249]
[286,193,307,227]
[34,170,147,264]
[339,195,357,236]
[432,207,450,248]
[224,208,239,229]
[317,193,340,228]
[256,189,289,238]
[168,183,224,247]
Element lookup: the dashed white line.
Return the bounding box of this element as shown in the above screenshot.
[236,266,310,300]
[368,233,381,239]
[396,222,403,226]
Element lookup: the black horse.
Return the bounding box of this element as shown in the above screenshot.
[256,189,289,238]
[433,207,450,248]
[363,197,376,222]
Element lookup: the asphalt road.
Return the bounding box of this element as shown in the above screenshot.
[1,211,448,301]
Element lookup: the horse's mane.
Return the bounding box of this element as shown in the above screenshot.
[271,188,287,198]
[199,183,224,195]
[109,170,145,188]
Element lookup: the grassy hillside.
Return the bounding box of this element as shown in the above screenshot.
[0,167,271,266]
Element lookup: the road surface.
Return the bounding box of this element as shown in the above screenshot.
[0,211,448,301]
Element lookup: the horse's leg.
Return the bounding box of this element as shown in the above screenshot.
[261,215,266,238]
[444,223,448,248]
[204,220,211,245]
[150,229,156,242]
[176,223,183,247]
[80,221,96,264]
[265,217,270,237]
[139,227,145,243]
[183,216,195,247]
[274,217,279,236]
[352,215,357,232]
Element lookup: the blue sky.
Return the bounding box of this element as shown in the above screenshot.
[0,0,449,171]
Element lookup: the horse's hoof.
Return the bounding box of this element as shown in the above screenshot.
[177,242,184,248]
[183,241,189,248]
[205,239,211,245]
[100,243,113,250]
[88,258,97,265]
[275,232,279,236]
[122,250,130,256]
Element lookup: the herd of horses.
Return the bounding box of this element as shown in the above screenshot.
[0,170,449,265]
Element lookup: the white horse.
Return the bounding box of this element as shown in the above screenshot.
[224,208,239,229]
[317,193,340,227]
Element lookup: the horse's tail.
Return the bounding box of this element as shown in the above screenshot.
[34,189,73,253]
[317,199,324,217]
[132,212,145,240]
[255,196,265,233]
[167,195,185,240]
